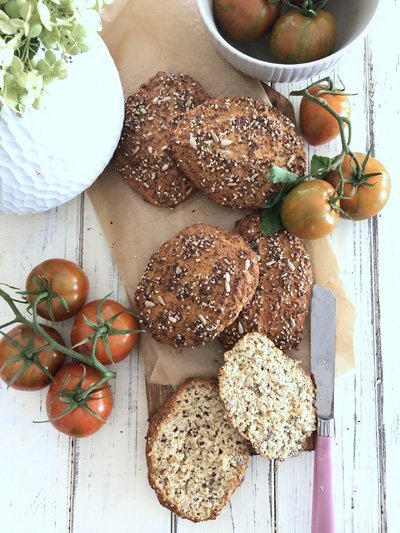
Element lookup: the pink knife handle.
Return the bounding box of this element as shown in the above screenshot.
[312,435,335,533]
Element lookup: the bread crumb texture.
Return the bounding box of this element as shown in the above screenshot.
[146,378,250,522]
[219,333,316,461]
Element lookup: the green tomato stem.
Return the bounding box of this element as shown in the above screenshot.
[0,287,116,382]
[291,77,363,183]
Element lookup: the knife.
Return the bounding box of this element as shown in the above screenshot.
[311,285,337,533]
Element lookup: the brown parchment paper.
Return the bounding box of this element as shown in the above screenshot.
[88,0,356,387]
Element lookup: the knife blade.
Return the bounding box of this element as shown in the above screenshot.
[311,284,337,427]
[311,284,337,533]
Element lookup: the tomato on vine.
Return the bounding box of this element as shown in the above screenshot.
[325,153,391,221]
[0,324,65,391]
[71,298,140,365]
[46,363,113,438]
[25,259,89,322]
[300,85,351,146]
[214,0,281,41]
[280,180,340,239]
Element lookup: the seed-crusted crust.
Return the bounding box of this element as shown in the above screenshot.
[146,378,251,522]
[170,97,306,209]
[220,214,313,351]
[114,72,209,207]
[135,223,259,347]
[219,333,316,461]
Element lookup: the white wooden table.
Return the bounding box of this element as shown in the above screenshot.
[1,2,398,531]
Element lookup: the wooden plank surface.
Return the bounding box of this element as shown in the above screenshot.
[0,2,399,531]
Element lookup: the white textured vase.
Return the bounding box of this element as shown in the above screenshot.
[0,35,124,215]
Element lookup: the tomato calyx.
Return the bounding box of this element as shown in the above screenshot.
[19,275,69,322]
[0,326,55,388]
[40,365,112,425]
[71,294,143,364]
[343,149,382,189]
[282,0,328,17]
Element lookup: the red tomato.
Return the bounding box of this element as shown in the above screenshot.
[26,259,89,321]
[281,180,340,239]
[325,153,391,221]
[71,299,139,365]
[300,86,351,146]
[0,324,65,391]
[214,0,281,41]
[270,9,337,64]
[46,363,113,437]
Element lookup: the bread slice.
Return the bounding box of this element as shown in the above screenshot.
[135,223,259,347]
[219,333,316,461]
[170,97,306,209]
[114,72,209,207]
[220,213,313,351]
[146,378,250,522]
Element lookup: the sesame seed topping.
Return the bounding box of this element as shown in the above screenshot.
[168,316,177,324]
[287,260,296,271]
[132,146,140,155]
[287,154,296,166]
[244,259,251,271]
[140,107,147,114]
[148,146,153,154]
[145,300,155,308]
[176,266,182,274]
[158,295,166,306]
[238,322,244,335]
[221,150,232,156]
[162,164,169,171]
[161,145,168,151]
[290,317,296,328]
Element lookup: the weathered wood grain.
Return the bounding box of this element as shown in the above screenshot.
[0,200,82,533]
[367,1,399,531]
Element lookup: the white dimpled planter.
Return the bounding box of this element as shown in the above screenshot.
[0,35,124,215]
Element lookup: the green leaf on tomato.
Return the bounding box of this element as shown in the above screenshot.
[268,165,300,184]
[261,204,283,236]
[310,154,334,176]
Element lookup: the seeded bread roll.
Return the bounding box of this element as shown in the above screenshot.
[170,97,306,209]
[135,223,259,347]
[220,214,313,351]
[114,72,209,207]
[146,378,250,522]
[219,333,316,461]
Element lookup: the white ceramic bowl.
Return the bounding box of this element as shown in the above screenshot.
[197,0,380,82]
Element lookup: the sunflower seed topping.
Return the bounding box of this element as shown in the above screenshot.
[189,133,197,149]
[224,272,231,293]
[211,131,219,143]
[199,314,207,325]
[220,139,233,147]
